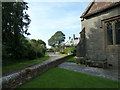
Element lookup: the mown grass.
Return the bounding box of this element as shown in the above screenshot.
[18,68,118,88]
[3,55,50,73]
[66,56,76,63]
[59,54,68,56]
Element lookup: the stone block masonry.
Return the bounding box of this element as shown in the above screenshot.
[2,54,73,89]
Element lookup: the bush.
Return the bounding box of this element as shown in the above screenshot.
[37,51,42,57]
[2,45,9,59]
[2,38,46,61]
[63,45,76,55]
[60,51,65,54]
[28,47,37,60]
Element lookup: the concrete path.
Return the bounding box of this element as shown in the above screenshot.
[58,62,119,81]
[2,53,64,83]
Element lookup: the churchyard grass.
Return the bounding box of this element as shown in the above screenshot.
[66,56,76,63]
[59,54,68,56]
[3,55,50,73]
[18,68,118,88]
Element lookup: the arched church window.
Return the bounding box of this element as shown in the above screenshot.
[104,17,120,45]
[106,22,113,45]
[115,20,120,44]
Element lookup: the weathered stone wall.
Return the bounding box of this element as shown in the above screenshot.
[81,6,120,67]
[2,55,73,89]
[76,29,86,57]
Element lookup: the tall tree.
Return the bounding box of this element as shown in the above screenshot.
[48,31,65,47]
[2,2,31,58]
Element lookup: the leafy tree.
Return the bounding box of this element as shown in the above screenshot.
[29,39,46,58]
[30,39,46,47]
[48,31,65,47]
[2,2,31,59]
[37,39,46,46]
[30,39,37,43]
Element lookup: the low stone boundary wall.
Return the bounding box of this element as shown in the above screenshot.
[2,54,73,89]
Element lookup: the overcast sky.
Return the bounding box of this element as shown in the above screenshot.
[26,2,90,48]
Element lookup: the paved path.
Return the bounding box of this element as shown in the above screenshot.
[58,62,119,81]
[2,53,64,83]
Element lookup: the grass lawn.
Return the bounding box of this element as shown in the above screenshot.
[3,55,50,73]
[66,56,76,63]
[18,68,118,88]
[59,54,68,56]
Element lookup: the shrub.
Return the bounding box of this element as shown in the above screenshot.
[28,47,37,60]
[2,45,9,58]
[63,45,76,55]
[2,38,46,61]
[37,51,42,57]
[60,51,65,54]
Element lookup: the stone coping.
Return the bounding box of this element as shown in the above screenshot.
[2,54,73,89]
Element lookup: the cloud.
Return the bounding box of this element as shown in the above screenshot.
[26,2,90,48]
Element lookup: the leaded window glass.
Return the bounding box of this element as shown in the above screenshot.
[106,23,113,45]
[105,17,120,45]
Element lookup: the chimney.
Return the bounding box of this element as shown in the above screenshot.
[73,34,75,39]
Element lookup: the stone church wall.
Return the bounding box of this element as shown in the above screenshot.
[81,6,120,67]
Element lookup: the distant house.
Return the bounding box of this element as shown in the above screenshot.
[64,34,80,48]
[77,1,120,68]
[60,34,79,54]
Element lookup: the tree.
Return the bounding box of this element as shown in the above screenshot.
[30,39,46,47]
[37,39,46,46]
[48,31,65,47]
[2,2,31,59]
[29,39,46,58]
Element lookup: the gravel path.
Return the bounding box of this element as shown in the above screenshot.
[58,62,119,81]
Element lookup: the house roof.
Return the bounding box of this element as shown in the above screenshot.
[81,0,120,18]
[65,38,79,46]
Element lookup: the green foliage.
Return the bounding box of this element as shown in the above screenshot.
[2,2,46,61]
[2,44,11,58]
[27,46,37,60]
[47,48,54,52]
[2,2,31,59]
[53,46,60,52]
[37,39,46,46]
[59,54,68,56]
[17,38,46,60]
[29,39,46,58]
[66,56,76,62]
[63,45,76,55]
[48,31,65,47]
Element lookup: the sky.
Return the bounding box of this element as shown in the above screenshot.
[26,2,90,48]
